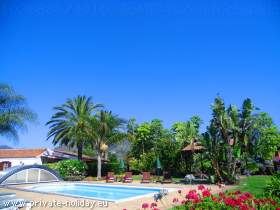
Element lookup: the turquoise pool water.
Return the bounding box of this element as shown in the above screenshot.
[29,183,162,202]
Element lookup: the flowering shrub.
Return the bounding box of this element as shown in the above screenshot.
[45,159,88,178]
[140,185,280,210]
[171,185,280,210]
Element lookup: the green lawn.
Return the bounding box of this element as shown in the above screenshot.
[230,175,271,197]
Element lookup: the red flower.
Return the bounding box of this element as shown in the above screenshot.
[202,189,211,197]
[141,203,149,209]
[243,192,253,199]
[178,190,182,194]
[224,197,236,207]
[180,200,186,205]
[198,185,205,191]
[219,192,225,198]
[211,195,218,202]
[234,190,241,195]
[172,198,179,203]
[150,203,157,208]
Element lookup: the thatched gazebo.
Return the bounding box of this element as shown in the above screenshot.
[181,142,205,173]
[182,142,205,153]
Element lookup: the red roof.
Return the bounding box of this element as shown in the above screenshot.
[0,148,47,158]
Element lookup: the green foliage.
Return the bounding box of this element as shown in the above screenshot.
[265,173,280,198]
[0,83,37,141]
[252,113,280,161]
[172,116,202,147]
[87,110,127,178]
[45,159,88,178]
[46,96,102,160]
[129,152,156,171]
[203,97,256,183]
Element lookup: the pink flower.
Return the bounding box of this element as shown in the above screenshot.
[186,190,199,200]
[198,185,205,191]
[141,203,149,209]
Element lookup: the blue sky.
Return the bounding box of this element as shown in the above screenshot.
[1,0,280,148]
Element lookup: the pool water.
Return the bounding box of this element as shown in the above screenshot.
[29,183,162,202]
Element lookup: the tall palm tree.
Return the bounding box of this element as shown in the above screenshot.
[87,110,126,179]
[0,83,36,141]
[46,96,102,160]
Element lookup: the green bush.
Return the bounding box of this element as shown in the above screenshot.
[265,172,280,198]
[45,159,88,178]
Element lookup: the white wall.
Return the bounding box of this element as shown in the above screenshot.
[0,157,42,167]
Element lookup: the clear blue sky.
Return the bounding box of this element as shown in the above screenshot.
[1,0,280,148]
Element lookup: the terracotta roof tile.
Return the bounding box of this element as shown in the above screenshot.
[0,148,47,158]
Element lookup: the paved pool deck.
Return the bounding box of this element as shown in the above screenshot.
[0,181,232,210]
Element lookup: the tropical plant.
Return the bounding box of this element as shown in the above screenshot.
[265,172,280,198]
[203,97,256,184]
[46,96,102,160]
[87,110,126,179]
[0,83,36,141]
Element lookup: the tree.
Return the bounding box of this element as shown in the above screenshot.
[251,112,280,160]
[172,116,202,148]
[46,96,102,160]
[203,97,256,184]
[0,83,36,141]
[87,110,126,179]
[172,116,203,173]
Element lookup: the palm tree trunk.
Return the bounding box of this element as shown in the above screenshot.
[77,143,83,161]
[97,150,102,179]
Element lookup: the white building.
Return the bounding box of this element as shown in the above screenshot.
[0,148,97,171]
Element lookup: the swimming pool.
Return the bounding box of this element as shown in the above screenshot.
[27,183,165,202]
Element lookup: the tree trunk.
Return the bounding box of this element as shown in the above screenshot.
[97,151,102,180]
[77,143,83,161]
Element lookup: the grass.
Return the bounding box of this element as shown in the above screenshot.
[230,175,271,197]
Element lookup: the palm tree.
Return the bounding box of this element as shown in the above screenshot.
[87,110,126,179]
[46,96,102,160]
[0,83,36,141]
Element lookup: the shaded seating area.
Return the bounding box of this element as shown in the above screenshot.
[180,141,212,184]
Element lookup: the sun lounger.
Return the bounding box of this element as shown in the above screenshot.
[182,173,209,184]
[123,172,133,183]
[141,172,151,183]
[106,172,115,183]
[161,171,172,184]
